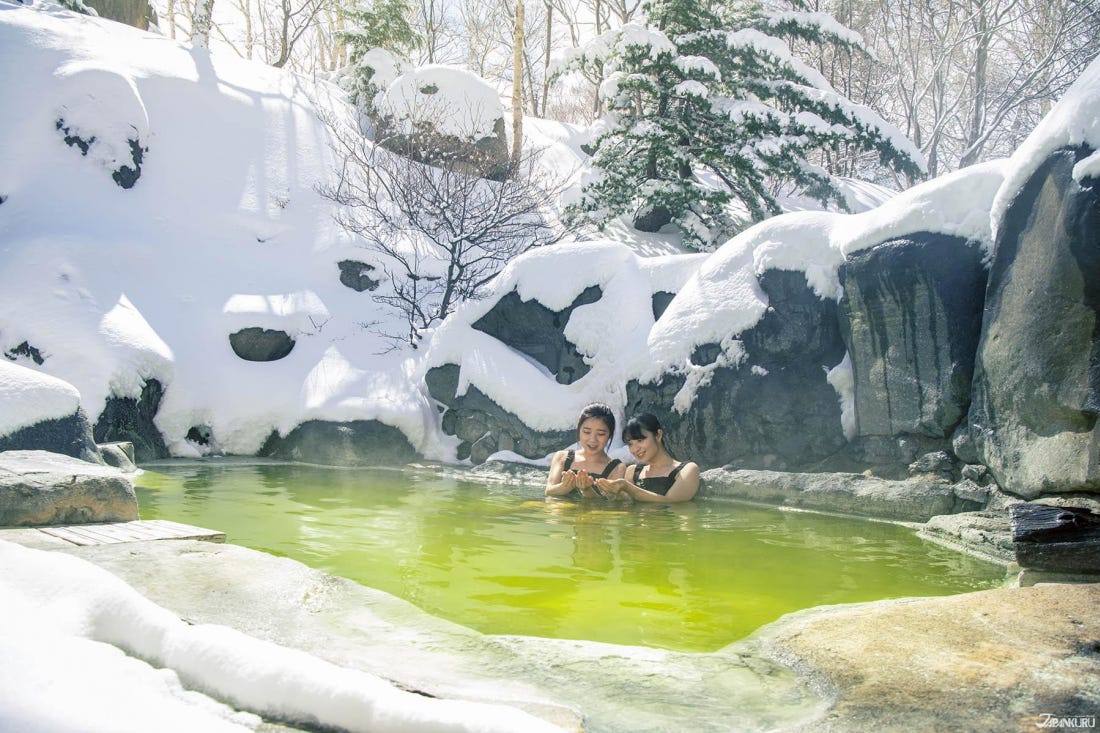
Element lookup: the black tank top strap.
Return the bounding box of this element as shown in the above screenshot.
[599,459,622,478]
[563,450,575,471]
[668,462,685,480]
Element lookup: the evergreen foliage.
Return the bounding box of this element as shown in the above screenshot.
[339,0,420,108]
[561,0,926,250]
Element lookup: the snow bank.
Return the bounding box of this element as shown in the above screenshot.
[0,539,566,733]
[0,6,451,457]
[0,361,82,435]
[222,291,331,336]
[992,54,1100,238]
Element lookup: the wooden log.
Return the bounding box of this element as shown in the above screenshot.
[1010,503,1100,574]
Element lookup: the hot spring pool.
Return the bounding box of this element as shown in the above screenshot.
[134,461,1006,652]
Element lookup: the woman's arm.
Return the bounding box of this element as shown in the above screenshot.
[594,461,629,498]
[600,463,701,503]
[545,451,577,497]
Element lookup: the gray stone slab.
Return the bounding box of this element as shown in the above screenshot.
[0,449,137,526]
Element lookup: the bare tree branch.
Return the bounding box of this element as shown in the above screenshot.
[317,108,577,347]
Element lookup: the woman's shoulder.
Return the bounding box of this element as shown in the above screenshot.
[673,461,699,475]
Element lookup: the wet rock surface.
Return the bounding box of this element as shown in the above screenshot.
[701,467,983,522]
[1011,503,1100,574]
[839,233,986,439]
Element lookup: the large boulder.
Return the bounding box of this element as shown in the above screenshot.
[839,233,987,439]
[374,66,510,182]
[93,379,170,463]
[627,269,847,470]
[425,364,573,461]
[84,0,158,30]
[968,147,1100,497]
[259,420,418,466]
[471,286,601,385]
[762,583,1100,733]
[0,360,100,463]
[228,327,296,362]
[0,450,137,526]
[0,409,101,464]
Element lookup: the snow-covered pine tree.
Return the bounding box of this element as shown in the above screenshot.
[561,0,926,250]
[339,0,420,109]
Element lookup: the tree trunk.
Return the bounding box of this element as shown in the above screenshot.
[511,0,525,165]
[273,0,291,67]
[959,0,990,168]
[242,0,253,59]
[167,0,177,38]
[191,0,215,47]
[541,0,552,117]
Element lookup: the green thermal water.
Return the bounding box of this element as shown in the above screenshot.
[134,461,1005,652]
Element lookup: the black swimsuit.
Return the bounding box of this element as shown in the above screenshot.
[629,462,685,496]
[563,450,622,496]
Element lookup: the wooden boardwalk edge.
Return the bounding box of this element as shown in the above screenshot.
[33,519,226,546]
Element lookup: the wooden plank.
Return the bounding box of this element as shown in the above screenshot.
[36,520,225,546]
[145,519,226,541]
[38,526,101,546]
[39,525,121,545]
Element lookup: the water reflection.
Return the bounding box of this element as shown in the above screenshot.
[134,462,1007,652]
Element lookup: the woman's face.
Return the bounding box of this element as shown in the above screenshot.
[578,417,612,454]
[626,429,661,463]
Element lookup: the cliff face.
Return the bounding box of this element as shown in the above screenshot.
[967,146,1100,498]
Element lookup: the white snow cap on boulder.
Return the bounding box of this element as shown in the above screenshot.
[992,54,1100,237]
[0,360,82,436]
[376,65,506,141]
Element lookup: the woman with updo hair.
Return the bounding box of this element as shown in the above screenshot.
[595,413,700,503]
[545,403,627,498]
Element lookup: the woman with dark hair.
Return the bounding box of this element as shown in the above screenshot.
[595,413,700,503]
[545,403,626,498]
